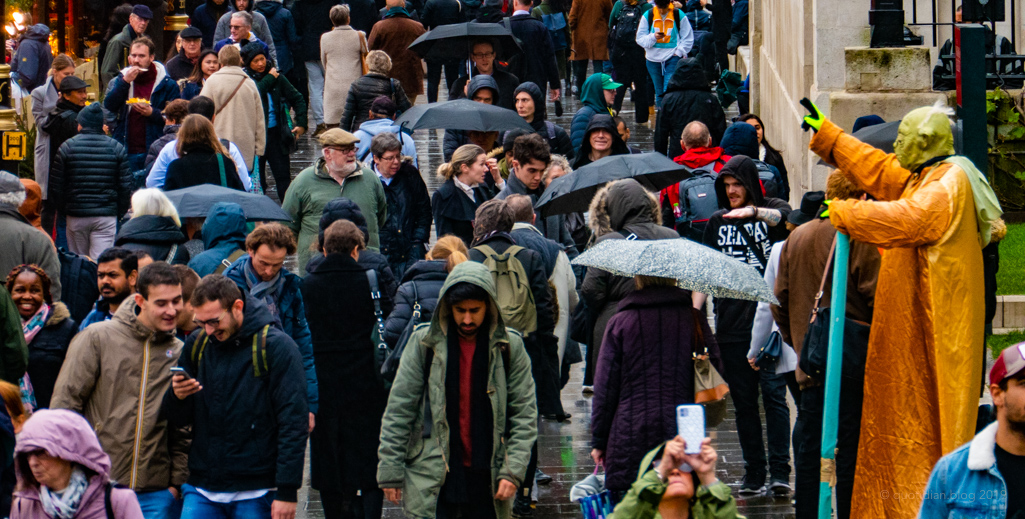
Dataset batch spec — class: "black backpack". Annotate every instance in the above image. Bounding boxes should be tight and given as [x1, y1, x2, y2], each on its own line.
[57, 247, 99, 324]
[608, 3, 646, 63]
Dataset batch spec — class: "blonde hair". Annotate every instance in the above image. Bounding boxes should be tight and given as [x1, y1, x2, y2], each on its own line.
[132, 188, 181, 227]
[427, 235, 469, 272]
[366, 50, 392, 74]
[437, 144, 485, 180]
[634, 275, 677, 290]
[218, 45, 242, 67]
[542, 154, 571, 184]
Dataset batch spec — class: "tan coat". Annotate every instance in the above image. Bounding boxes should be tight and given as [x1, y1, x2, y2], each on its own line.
[368, 15, 426, 99]
[568, 0, 612, 61]
[51, 298, 189, 492]
[321, 26, 365, 125]
[200, 66, 266, 170]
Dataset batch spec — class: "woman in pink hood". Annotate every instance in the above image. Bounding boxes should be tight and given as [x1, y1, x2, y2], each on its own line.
[10, 409, 143, 519]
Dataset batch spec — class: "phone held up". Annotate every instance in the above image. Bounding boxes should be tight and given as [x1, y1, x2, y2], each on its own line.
[676, 404, 705, 455]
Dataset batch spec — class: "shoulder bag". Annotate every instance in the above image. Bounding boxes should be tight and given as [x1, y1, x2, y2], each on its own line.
[692, 308, 728, 427]
[215, 77, 248, 117]
[367, 269, 392, 389]
[358, 31, 369, 75]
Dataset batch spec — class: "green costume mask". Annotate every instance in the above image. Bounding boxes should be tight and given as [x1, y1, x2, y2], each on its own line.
[893, 104, 956, 171]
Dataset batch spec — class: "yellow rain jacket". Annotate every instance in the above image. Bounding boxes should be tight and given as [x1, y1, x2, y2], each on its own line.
[810, 117, 986, 519]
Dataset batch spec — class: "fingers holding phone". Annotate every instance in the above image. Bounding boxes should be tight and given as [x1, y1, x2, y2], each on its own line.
[170, 367, 202, 399]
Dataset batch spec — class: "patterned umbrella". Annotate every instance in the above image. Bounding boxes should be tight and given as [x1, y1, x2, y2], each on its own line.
[571, 238, 778, 304]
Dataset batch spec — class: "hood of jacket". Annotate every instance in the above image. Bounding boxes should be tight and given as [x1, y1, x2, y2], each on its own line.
[46, 302, 71, 327]
[514, 81, 547, 123]
[162, 124, 181, 136]
[115, 215, 188, 246]
[467, 74, 500, 101]
[426, 261, 510, 345]
[720, 122, 759, 158]
[579, 73, 609, 114]
[605, 178, 661, 231]
[201, 202, 247, 250]
[254, 0, 283, 17]
[112, 296, 179, 342]
[399, 258, 450, 284]
[674, 146, 729, 169]
[714, 155, 765, 209]
[23, 24, 50, 41]
[357, 117, 403, 139]
[576, 114, 629, 165]
[665, 57, 709, 93]
[15, 409, 112, 485]
[318, 197, 369, 245]
[17, 179, 42, 231]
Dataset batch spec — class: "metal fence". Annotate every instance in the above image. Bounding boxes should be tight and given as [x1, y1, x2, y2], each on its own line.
[905, 0, 1017, 48]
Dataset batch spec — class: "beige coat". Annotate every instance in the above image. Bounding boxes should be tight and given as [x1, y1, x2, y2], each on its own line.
[200, 66, 266, 170]
[321, 26, 365, 126]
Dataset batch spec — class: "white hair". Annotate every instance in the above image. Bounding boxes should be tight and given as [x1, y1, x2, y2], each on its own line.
[915, 99, 955, 133]
[0, 190, 26, 207]
[131, 188, 181, 227]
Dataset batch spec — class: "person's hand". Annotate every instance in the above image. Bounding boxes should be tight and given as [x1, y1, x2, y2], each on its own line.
[269, 67, 279, 78]
[172, 374, 202, 400]
[292, 126, 306, 137]
[384, 488, 402, 504]
[131, 101, 153, 117]
[748, 356, 760, 371]
[590, 448, 605, 466]
[309, 412, 316, 432]
[722, 206, 756, 219]
[659, 436, 687, 475]
[494, 479, 517, 500]
[271, 500, 296, 519]
[819, 198, 833, 218]
[168, 487, 180, 500]
[680, 438, 718, 487]
[550, 88, 561, 101]
[486, 158, 501, 181]
[801, 98, 824, 132]
[123, 66, 142, 83]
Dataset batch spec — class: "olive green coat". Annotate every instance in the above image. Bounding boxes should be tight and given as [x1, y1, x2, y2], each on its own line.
[377, 262, 538, 519]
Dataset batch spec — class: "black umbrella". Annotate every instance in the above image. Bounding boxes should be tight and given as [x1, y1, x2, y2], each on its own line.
[164, 185, 292, 222]
[535, 153, 693, 217]
[408, 22, 522, 62]
[817, 120, 962, 164]
[394, 98, 533, 132]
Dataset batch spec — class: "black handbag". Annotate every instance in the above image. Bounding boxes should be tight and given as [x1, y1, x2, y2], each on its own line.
[755, 330, 783, 369]
[367, 269, 392, 389]
[799, 235, 871, 381]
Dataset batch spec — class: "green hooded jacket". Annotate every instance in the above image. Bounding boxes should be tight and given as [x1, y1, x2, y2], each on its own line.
[377, 262, 538, 519]
[609, 443, 742, 519]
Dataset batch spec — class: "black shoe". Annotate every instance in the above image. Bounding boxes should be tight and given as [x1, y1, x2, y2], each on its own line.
[535, 469, 553, 485]
[769, 478, 792, 496]
[542, 412, 572, 422]
[554, 99, 563, 117]
[512, 495, 534, 517]
[738, 473, 766, 495]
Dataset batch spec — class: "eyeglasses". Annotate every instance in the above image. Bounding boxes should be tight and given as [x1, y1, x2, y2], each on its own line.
[230, 24, 246, 29]
[328, 145, 357, 154]
[472, 52, 495, 59]
[378, 154, 402, 162]
[193, 310, 228, 328]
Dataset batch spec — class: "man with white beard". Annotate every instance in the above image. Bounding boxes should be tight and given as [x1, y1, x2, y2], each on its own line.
[282, 128, 388, 274]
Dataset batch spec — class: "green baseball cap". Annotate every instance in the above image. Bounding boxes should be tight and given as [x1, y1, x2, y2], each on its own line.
[600, 73, 623, 90]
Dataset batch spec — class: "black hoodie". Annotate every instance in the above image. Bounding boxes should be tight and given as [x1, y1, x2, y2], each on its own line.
[573, 114, 631, 169]
[653, 58, 727, 159]
[513, 82, 574, 159]
[701, 155, 791, 343]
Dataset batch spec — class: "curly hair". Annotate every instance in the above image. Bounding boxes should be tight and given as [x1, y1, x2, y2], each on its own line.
[5, 264, 52, 305]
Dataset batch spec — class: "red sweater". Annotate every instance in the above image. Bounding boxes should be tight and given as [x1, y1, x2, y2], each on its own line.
[458, 335, 476, 466]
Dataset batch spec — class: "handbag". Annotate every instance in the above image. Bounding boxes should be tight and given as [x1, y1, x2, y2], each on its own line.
[799, 234, 871, 381]
[691, 309, 728, 427]
[358, 31, 369, 75]
[366, 269, 393, 389]
[755, 330, 783, 370]
[381, 281, 420, 383]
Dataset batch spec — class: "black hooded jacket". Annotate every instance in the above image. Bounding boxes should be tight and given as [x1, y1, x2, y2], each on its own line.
[114, 215, 190, 264]
[701, 155, 790, 343]
[513, 82, 574, 160]
[654, 58, 726, 159]
[449, 66, 520, 110]
[443, 74, 502, 160]
[720, 123, 787, 200]
[573, 114, 631, 169]
[376, 161, 433, 266]
[168, 295, 309, 501]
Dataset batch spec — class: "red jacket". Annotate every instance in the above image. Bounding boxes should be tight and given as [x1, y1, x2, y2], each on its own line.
[661, 147, 730, 219]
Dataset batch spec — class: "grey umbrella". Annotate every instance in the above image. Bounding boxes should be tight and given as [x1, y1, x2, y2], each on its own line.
[571, 238, 778, 304]
[394, 99, 533, 133]
[163, 185, 292, 221]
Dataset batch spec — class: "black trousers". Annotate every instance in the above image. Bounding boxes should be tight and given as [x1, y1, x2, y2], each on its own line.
[320, 488, 384, 519]
[285, 65, 309, 106]
[437, 468, 497, 519]
[571, 60, 605, 96]
[793, 380, 864, 519]
[259, 128, 292, 201]
[611, 58, 650, 123]
[427, 59, 463, 103]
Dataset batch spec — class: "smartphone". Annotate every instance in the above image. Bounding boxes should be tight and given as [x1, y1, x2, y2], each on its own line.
[676, 404, 705, 455]
[170, 367, 191, 380]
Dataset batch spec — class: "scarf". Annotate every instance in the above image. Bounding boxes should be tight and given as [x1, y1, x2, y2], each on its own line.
[442, 324, 494, 503]
[22, 303, 50, 344]
[384, 6, 411, 17]
[243, 258, 285, 319]
[40, 467, 89, 519]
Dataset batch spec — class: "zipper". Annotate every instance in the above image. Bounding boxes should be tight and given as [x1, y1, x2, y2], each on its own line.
[130, 338, 151, 489]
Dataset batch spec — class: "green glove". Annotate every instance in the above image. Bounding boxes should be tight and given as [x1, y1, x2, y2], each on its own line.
[800, 98, 824, 132]
[819, 199, 832, 218]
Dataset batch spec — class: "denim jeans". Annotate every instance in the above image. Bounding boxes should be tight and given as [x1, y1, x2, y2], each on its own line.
[718, 340, 792, 484]
[645, 55, 681, 108]
[128, 153, 147, 174]
[181, 485, 275, 519]
[306, 61, 325, 126]
[136, 488, 179, 519]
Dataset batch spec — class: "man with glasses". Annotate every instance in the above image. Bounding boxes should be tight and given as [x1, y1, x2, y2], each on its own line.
[214, 11, 273, 63]
[100, 4, 152, 87]
[282, 128, 387, 274]
[449, 39, 520, 110]
[367, 132, 431, 278]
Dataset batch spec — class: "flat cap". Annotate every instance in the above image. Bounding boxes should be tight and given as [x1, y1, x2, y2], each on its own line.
[318, 128, 359, 147]
[58, 76, 88, 92]
[179, 26, 203, 39]
[132, 4, 153, 19]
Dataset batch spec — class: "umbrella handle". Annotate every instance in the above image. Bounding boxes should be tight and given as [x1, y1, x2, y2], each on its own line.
[818, 232, 850, 519]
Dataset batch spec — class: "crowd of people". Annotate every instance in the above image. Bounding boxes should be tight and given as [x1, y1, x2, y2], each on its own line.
[0, 0, 1015, 518]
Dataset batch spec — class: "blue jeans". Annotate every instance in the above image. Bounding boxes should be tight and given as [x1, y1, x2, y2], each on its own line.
[645, 55, 681, 108]
[181, 485, 275, 519]
[136, 489, 179, 519]
[305, 61, 325, 126]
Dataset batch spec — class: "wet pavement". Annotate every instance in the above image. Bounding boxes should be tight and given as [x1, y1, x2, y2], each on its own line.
[278, 67, 797, 518]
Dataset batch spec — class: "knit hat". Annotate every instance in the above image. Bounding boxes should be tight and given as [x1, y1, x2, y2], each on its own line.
[370, 96, 397, 118]
[240, 41, 268, 70]
[77, 103, 105, 130]
[0, 171, 24, 196]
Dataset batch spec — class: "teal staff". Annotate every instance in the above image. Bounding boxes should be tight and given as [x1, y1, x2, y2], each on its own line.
[819, 232, 850, 518]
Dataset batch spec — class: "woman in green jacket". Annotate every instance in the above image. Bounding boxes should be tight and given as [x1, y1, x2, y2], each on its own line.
[610, 436, 742, 519]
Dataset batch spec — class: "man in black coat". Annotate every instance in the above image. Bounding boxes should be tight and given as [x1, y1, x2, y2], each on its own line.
[506, 0, 561, 101]
[369, 133, 433, 279]
[169, 275, 309, 518]
[165, 27, 204, 80]
[449, 39, 520, 110]
[41, 76, 88, 170]
[653, 57, 727, 159]
[50, 103, 133, 260]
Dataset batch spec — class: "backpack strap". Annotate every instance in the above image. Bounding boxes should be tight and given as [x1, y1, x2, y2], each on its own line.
[505, 244, 524, 257]
[191, 331, 210, 378]
[165, 244, 178, 263]
[105, 481, 114, 519]
[215, 249, 247, 275]
[475, 244, 499, 258]
[216, 153, 227, 187]
[252, 324, 270, 377]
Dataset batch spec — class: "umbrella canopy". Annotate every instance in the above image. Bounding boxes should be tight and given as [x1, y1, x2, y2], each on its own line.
[394, 98, 533, 132]
[571, 238, 778, 304]
[817, 120, 962, 165]
[408, 22, 522, 61]
[534, 153, 692, 217]
[164, 185, 292, 222]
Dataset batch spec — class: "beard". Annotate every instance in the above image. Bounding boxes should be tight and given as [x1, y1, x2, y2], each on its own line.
[330, 160, 358, 177]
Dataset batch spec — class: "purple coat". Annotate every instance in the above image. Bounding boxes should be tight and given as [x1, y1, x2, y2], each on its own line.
[11, 409, 143, 519]
[591, 286, 723, 491]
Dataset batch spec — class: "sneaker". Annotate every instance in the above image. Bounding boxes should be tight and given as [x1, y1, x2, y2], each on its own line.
[512, 495, 534, 517]
[769, 479, 792, 496]
[535, 469, 553, 485]
[738, 474, 766, 495]
[582, 385, 594, 394]
[312, 123, 328, 137]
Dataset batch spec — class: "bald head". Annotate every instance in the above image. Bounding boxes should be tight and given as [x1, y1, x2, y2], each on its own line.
[505, 194, 535, 224]
[681, 121, 712, 150]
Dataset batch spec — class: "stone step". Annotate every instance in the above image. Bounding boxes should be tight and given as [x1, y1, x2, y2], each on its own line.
[994, 295, 1025, 333]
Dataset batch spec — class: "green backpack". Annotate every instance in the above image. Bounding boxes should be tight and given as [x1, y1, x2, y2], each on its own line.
[474, 244, 537, 336]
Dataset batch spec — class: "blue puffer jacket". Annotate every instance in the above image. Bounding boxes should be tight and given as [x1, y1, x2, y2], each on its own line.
[103, 62, 182, 152]
[223, 256, 319, 414]
[188, 202, 248, 277]
[11, 24, 53, 92]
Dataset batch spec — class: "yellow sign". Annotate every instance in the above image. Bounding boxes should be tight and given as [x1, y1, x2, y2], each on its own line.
[2, 132, 26, 161]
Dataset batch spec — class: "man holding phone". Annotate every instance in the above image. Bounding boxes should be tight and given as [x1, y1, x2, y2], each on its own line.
[635, 0, 693, 109]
